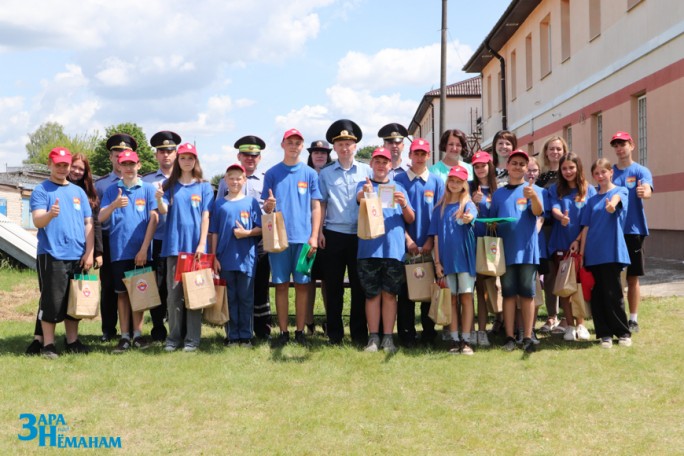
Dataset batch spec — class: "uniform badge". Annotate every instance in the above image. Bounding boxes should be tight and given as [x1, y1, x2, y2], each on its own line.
[297, 181, 308, 195]
[516, 197, 528, 212]
[135, 198, 146, 212]
[73, 197, 81, 211]
[626, 176, 637, 189]
[574, 195, 586, 209]
[240, 210, 249, 226]
[485, 195, 492, 210]
[191, 194, 201, 208]
[424, 190, 434, 204]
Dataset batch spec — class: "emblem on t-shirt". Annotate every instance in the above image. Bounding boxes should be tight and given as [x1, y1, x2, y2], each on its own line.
[297, 181, 308, 195]
[135, 198, 145, 212]
[191, 194, 201, 208]
[626, 176, 637, 189]
[574, 195, 586, 209]
[424, 190, 434, 204]
[485, 195, 492, 210]
[240, 210, 249, 226]
[516, 197, 528, 212]
[73, 197, 81, 211]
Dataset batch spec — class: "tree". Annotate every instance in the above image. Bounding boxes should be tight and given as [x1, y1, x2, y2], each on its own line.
[210, 173, 224, 189]
[90, 123, 156, 177]
[24, 122, 100, 165]
[355, 145, 378, 163]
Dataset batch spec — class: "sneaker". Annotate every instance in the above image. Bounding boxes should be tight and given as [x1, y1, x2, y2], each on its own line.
[460, 341, 474, 356]
[441, 328, 452, 341]
[564, 326, 577, 341]
[530, 330, 540, 345]
[183, 345, 198, 352]
[576, 324, 590, 341]
[271, 332, 290, 349]
[380, 335, 397, 353]
[26, 339, 42, 356]
[477, 331, 491, 347]
[364, 334, 380, 352]
[223, 338, 239, 347]
[239, 339, 253, 349]
[164, 344, 178, 352]
[539, 316, 559, 334]
[64, 339, 90, 354]
[448, 340, 461, 354]
[150, 326, 168, 342]
[600, 337, 613, 349]
[618, 335, 633, 347]
[628, 320, 640, 333]
[40, 343, 59, 359]
[522, 337, 536, 353]
[490, 319, 504, 335]
[515, 329, 523, 345]
[100, 332, 116, 343]
[469, 331, 478, 346]
[113, 338, 131, 354]
[294, 331, 309, 347]
[132, 336, 151, 350]
[503, 337, 517, 352]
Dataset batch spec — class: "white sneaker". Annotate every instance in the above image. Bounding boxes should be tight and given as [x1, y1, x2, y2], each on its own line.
[600, 337, 613, 349]
[364, 335, 380, 352]
[477, 331, 490, 347]
[576, 324, 590, 340]
[618, 336, 633, 347]
[564, 326, 577, 341]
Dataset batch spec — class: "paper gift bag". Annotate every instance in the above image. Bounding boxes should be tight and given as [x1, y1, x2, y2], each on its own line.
[570, 289, 592, 320]
[428, 283, 451, 326]
[357, 196, 385, 240]
[295, 244, 316, 276]
[534, 275, 544, 307]
[552, 254, 578, 298]
[204, 278, 229, 326]
[262, 211, 289, 253]
[67, 273, 100, 319]
[578, 266, 595, 302]
[476, 232, 506, 277]
[174, 252, 215, 283]
[482, 276, 503, 314]
[405, 255, 435, 302]
[123, 267, 161, 312]
[182, 268, 217, 310]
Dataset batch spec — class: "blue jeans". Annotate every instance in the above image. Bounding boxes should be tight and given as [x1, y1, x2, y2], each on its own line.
[220, 270, 255, 341]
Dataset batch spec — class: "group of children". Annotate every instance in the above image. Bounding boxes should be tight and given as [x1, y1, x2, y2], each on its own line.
[27, 121, 651, 357]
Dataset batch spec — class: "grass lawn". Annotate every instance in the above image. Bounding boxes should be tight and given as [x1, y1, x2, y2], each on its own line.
[1, 269, 683, 454]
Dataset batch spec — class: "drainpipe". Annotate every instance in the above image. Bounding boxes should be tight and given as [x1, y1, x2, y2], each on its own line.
[430, 101, 437, 165]
[485, 39, 507, 131]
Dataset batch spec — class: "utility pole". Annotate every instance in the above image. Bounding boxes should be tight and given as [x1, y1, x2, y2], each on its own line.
[440, 0, 447, 159]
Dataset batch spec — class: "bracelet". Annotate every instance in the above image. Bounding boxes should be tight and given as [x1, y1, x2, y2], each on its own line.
[401, 203, 408, 209]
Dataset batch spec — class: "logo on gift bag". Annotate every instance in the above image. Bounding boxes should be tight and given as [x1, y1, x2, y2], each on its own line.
[194, 273, 205, 286]
[626, 176, 637, 189]
[424, 190, 434, 204]
[240, 210, 249, 226]
[298, 181, 308, 195]
[73, 197, 81, 211]
[371, 206, 378, 217]
[135, 199, 145, 212]
[82, 286, 91, 298]
[488, 241, 498, 256]
[267, 221, 273, 232]
[516, 197, 528, 211]
[191, 194, 201, 208]
[136, 279, 148, 292]
[413, 267, 425, 279]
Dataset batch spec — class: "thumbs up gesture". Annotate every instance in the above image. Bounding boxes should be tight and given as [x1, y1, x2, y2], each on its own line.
[264, 188, 276, 213]
[155, 182, 164, 200]
[363, 177, 374, 194]
[472, 185, 484, 204]
[560, 209, 570, 227]
[114, 188, 128, 208]
[49, 198, 60, 218]
[605, 197, 616, 213]
[636, 179, 646, 198]
[462, 208, 474, 224]
[234, 220, 249, 239]
[523, 177, 535, 199]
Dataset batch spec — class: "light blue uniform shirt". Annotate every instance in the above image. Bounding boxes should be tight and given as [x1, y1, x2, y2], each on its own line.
[142, 169, 169, 241]
[318, 160, 372, 235]
[217, 172, 265, 205]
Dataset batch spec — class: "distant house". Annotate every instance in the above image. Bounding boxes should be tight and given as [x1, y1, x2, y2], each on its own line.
[0, 165, 51, 231]
[463, 0, 684, 259]
[408, 75, 482, 164]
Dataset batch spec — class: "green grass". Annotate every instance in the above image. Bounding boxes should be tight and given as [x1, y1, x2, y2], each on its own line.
[2, 270, 684, 454]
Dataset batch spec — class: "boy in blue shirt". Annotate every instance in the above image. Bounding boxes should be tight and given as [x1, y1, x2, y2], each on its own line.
[394, 138, 444, 347]
[262, 129, 322, 347]
[30, 147, 94, 358]
[489, 150, 544, 353]
[100, 150, 158, 353]
[610, 131, 653, 333]
[211, 163, 262, 347]
[356, 147, 415, 353]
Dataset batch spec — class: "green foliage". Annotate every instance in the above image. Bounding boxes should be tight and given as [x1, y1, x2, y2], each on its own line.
[24, 122, 100, 165]
[210, 173, 224, 188]
[90, 123, 156, 177]
[355, 144, 378, 162]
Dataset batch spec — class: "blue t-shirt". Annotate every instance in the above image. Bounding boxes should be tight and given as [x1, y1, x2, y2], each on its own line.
[394, 171, 444, 246]
[612, 162, 653, 235]
[489, 183, 544, 266]
[428, 201, 477, 276]
[101, 180, 157, 262]
[30, 180, 92, 260]
[580, 186, 630, 267]
[356, 180, 412, 262]
[209, 196, 261, 277]
[160, 181, 215, 257]
[547, 184, 597, 254]
[261, 162, 322, 244]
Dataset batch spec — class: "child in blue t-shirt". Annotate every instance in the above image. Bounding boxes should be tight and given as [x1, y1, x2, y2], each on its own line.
[579, 158, 632, 348]
[29, 147, 94, 358]
[261, 129, 322, 348]
[489, 150, 544, 353]
[156, 143, 214, 352]
[356, 147, 415, 353]
[210, 164, 262, 347]
[100, 150, 158, 353]
[429, 165, 477, 355]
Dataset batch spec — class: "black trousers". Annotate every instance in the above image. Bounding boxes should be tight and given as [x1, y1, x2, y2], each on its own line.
[321, 230, 367, 344]
[252, 241, 272, 338]
[587, 263, 631, 339]
[397, 282, 436, 343]
[149, 239, 168, 340]
[100, 234, 118, 336]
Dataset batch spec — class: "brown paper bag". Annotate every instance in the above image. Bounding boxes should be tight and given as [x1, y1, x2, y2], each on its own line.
[476, 235, 506, 276]
[262, 211, 289, 253]
[482, 276, 503, 314]
[405, 259, 435, 302]
[428, 283, 452, 326]
[534, 274, 544, 307]
[123, 270, 161, 312]
[67, 274, 100, 319]
[552, 255, 578, 298]
[570, 290, 592, 319]
[357, 197, 385, 240]
[182, 268, 217, 310]
[203, 280, 229, 326]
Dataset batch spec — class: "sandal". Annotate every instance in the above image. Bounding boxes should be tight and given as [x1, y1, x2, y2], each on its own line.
[551, 318, 568, 335]
[539, 316, 559, 333]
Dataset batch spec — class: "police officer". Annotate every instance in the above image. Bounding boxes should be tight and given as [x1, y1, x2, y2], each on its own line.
[378, 123, 410, 179]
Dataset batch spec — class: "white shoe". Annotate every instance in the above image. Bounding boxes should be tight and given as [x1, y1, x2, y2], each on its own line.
[576, 324, 590, 340]
[618, 336, 633, 347]
[477, 330, 490, 347]
[600, 337, 613, 349]
[564, 326, 577, 341]
[364, 335, 380, 352]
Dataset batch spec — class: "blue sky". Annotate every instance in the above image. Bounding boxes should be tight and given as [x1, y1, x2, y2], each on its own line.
[0, 0, 511, 176]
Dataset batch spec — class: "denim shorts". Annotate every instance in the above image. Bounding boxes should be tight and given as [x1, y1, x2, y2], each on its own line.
[268, 243, 311, 285]
[357, 258, 405, 298]
[446, 272, 476, 295]
[500, 264, 537, 298]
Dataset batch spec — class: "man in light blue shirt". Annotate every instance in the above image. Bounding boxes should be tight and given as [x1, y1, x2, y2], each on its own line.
[318, 119, 372, 345]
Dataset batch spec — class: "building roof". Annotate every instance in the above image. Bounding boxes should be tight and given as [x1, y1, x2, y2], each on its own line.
[0, 213, 37, 269]
[0, 165, 50, 190]
[463, 0, 542, 73]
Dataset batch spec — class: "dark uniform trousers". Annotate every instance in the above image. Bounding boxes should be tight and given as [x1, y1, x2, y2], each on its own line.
[587, 263, 631, 339]
[100, 233, 119, 337]
[149, 239, 168, 341]
[252, 241, 272, 338]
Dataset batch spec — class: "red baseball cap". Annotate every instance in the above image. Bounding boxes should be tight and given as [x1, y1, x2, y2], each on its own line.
[371, 147, 392, 161]
[448, 165, 468, 181]
[282, 128, 303, 141]
[48, 147, 72, 165]
[610, 131, 633, 144]
[471, 150, 492, 165]
[226, 163, 245, 173]
[177, 143, 198, 156]
[410, 138, 431, 153]
[117, 150, 140, 164]
[508, 149, 529, 162]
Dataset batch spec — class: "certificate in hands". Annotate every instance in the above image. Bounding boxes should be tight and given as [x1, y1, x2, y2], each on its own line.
[378, 184, 396, 209]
